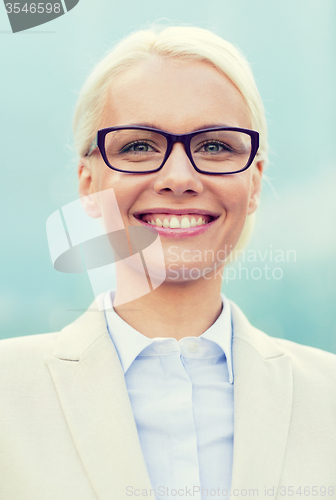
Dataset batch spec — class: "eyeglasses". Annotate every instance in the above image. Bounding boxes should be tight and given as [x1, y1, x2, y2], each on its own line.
[85, 125, 259, 175]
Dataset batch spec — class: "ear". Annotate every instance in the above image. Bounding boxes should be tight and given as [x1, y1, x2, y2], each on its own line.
[247, 160, 264, 215]
[78, 157, 101, 218]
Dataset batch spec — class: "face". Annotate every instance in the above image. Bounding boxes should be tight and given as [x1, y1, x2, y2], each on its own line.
[78, 56, 263, 282]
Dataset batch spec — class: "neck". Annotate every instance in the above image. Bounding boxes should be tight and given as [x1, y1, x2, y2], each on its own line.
[113, 264, 224, 340]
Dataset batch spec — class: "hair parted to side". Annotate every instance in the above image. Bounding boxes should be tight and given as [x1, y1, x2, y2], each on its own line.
[73, 25, 268, 254]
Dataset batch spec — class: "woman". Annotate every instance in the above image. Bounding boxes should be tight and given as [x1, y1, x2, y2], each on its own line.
[1, 26, 336, 500]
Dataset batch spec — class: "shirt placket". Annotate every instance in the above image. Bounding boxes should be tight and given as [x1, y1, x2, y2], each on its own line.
[157, 341, 202, 499]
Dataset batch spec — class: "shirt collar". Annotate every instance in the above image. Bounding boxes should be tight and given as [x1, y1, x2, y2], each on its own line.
[104, 291, 234, 384]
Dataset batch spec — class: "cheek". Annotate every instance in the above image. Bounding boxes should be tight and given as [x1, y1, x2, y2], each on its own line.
[215, 175, 251, 215]
[93, 165, 138, 214]
[100, 177, 151, 228]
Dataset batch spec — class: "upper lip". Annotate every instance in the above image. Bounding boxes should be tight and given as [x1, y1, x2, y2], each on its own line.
[133, 208, 221, 218]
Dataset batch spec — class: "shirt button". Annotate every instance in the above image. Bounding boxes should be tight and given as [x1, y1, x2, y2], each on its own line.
[188, 342, 199, 353]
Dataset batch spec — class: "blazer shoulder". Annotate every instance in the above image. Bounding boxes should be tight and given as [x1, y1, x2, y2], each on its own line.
[230, 299, 336, 371]
[272, 335, 336, 361]
[0, 331, 59, 366]
[271, 335, 336, 379]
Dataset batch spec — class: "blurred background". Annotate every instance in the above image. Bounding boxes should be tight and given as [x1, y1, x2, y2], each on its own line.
[1, 0, 335, 351]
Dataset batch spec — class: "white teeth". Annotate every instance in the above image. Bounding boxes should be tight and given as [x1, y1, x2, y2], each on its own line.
[181, 217, 191, 228]
[170, 216, 180, 228]
[145, 215, 212, 228]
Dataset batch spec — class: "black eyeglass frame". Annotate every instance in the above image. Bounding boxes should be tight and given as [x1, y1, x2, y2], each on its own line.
[85, 125, 260, 175]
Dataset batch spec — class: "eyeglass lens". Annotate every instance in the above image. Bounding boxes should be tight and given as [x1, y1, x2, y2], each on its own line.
[104, 129, 252, 173]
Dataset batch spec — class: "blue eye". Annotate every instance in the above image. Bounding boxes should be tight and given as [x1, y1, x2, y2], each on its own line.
[203, 143, 222, 153]
[120, 141, 156, 154]
[199, 141, 231, 153]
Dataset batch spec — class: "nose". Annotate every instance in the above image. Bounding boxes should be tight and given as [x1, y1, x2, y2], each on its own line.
[153, 142, 204, 197]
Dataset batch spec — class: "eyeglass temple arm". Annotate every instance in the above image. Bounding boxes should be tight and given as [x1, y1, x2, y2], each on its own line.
[85, 134, 98, 157]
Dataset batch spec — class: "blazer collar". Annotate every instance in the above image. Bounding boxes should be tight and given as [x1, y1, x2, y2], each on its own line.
[45, 296, 153, 500]
[229, 300, 293, 498]
[50, 296, 284, 364]
[50, 297, 108, 361]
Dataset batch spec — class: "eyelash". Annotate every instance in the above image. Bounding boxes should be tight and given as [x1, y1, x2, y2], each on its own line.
[120, 140, 159, 153]
[195, 140, 232, 152]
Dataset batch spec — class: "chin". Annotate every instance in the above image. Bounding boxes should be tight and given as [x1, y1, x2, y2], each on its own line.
[164, 261, 222, 283]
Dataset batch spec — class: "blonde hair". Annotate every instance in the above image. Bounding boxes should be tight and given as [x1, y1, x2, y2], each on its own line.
[73, 25, 268, 251]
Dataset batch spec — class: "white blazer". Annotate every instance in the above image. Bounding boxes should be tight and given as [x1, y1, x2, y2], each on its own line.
[1, 299, 336, 500]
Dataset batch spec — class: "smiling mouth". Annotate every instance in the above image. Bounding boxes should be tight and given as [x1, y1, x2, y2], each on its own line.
[135, 213, 218, 229]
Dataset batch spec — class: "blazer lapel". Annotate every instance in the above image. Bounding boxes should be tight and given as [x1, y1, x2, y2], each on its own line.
[229, 301, 293, 498]
[45, 298, 152, 500]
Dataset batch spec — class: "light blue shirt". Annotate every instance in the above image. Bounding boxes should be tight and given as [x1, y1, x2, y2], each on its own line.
[104, 291, 234, 499]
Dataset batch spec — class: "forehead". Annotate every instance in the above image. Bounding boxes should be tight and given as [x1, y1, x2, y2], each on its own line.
[101, 56, 251, 132]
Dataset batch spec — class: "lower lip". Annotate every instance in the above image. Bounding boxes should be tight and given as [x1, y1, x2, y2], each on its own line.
[135, 217, 219, 239]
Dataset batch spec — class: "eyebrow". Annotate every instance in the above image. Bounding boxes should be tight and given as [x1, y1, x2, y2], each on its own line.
[122, 122, 231, 132]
